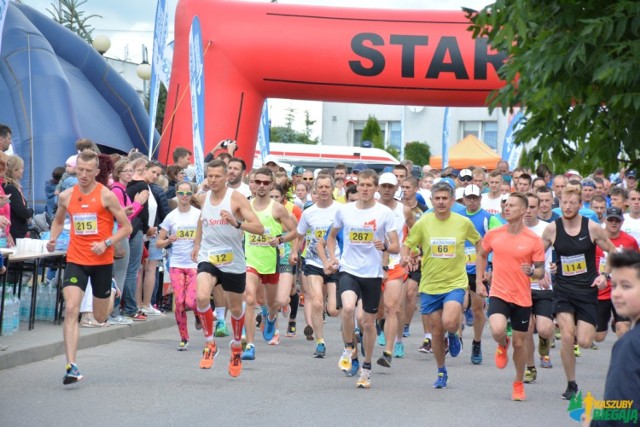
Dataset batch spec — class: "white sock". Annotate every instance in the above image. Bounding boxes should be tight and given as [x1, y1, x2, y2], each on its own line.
[425, 333, 432, 340]
[215, 307, 226, 322]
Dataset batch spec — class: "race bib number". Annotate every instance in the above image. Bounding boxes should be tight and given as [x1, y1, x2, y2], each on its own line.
[465, 247, 477, 266]
[431, 238, 456, 259]
[349, 227, 374, 244]
[176, 226, 196, 240]
[208, 247, 234, 266]
[599, 255, 606, 274]
[561, 254, 587, 276]
[249, 233, 270, 246]
[313, 227, 326, 239]
[73, 213, 98, 235]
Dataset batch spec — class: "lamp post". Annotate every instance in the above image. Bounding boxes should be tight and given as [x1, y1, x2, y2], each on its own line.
[91, 35, 111, 55]
[136, 45, 151, 103]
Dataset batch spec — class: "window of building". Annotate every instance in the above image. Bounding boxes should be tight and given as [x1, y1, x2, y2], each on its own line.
[388, 121, 402, 151]
[459, 121, 498, 150]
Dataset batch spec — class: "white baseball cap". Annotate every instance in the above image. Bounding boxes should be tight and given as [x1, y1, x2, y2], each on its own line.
[379, 172, 398, 186]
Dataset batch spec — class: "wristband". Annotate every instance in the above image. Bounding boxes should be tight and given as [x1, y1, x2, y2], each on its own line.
[382, 242, 388, 252]
[382, 266, 389, 271]
[526, 265, 534, 277]
[235, 221, 243, 229]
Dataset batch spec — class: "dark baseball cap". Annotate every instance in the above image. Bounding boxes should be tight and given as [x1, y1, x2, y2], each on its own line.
[606, 207, 623, 221]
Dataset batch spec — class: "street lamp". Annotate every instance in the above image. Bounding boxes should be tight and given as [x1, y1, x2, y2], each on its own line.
[92, 35, 111, 55]
[136, 45, 151, 102]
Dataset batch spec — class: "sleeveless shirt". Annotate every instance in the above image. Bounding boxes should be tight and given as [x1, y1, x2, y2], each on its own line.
[197, 189, 245, 273]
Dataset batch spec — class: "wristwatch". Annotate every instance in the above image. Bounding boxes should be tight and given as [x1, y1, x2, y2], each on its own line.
[234, 221, 243, 229]
[104, 239, 113, 248]
[382, 266, 389, 271]
[601, 272, 611, 281]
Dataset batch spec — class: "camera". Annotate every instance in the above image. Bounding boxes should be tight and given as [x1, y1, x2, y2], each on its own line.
[221, 139, 235, 148]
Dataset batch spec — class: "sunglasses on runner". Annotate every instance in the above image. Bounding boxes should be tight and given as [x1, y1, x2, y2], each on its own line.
[254, 179, 272, 186]
[176, 191, 193, 196]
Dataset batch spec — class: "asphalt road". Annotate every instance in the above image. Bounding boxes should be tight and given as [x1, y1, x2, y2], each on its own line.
[0, 312, 613, 426]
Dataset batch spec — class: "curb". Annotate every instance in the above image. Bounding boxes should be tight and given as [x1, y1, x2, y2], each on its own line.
[0, 315, 175, 371]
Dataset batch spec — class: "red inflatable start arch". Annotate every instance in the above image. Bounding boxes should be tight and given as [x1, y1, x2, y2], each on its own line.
[159, 0, 506, 169]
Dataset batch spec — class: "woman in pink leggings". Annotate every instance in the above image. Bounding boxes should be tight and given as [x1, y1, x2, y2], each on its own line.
[156, 181, 201, 350]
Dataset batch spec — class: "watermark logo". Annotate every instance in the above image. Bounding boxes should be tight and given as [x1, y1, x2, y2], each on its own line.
[568, 391, 638, 424]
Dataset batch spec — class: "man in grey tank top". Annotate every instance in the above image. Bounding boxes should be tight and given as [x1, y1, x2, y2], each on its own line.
[191, 160, 264, 377]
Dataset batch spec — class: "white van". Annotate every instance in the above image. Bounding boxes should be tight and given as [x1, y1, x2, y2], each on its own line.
[254, 142, 398, 173]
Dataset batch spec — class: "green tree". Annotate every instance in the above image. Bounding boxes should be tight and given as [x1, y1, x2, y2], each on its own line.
[466, 1, 640, 175]
[404, 141, 431, 167]
[48, 0, 101, 43]
[361, 115, 384, 149]
[269, 108, 318, 144]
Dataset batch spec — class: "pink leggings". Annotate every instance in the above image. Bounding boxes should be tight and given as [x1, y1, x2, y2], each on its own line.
[170, 267, 198, 340]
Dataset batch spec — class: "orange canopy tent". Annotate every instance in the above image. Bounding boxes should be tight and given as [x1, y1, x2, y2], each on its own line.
[429, 134, 501, 169]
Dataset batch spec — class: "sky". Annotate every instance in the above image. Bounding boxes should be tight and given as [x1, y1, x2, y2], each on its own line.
[21, 0, 491, 139]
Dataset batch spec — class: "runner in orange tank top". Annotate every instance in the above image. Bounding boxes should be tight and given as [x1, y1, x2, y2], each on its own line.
[47, 149, 132, 385]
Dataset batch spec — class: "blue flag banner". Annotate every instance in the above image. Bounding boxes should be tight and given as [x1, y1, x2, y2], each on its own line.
[189, 16, 205, 184]
[159, 40, 174, 89]
[501, 110, 525, 169]
[442, 107, 450, 168]
[148, 0, 169, 158]
[257, 100, 270, 164]
[0, 0, 8, 54]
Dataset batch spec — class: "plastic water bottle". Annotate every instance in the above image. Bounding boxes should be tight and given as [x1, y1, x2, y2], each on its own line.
[0, 228, 7, 248]
[13, 292, 20, 332]
[45, 284, 55, 322]
[36, 285, 45, 321]
[20, 286, 31, 322]
[2, 295, 14, 336]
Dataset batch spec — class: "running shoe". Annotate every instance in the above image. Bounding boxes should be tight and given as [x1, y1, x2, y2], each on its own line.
[562, 383, 579, 400]
[551, 338, 556, 349]
[108, 315, 133, 325]
[268, 331, 280, 346]
[304, 325, 314, 341]
[524, 367, 537, 383]
[177, 339, 189, 351]
[540, 355, 553, 369]
[443, 336, 449, 355]
[590, 343, 598, 350]
[314, 342, 326, 358]
[464, 308, 474, 327]
[538, 337, 550, 357]
[263, 315, 277, 341]
[471, 340, 482, 365]
[377, 331, 386, 347]
[139, 305, 163, 316]
[554, 326, 561, 340]
[376, 351, 392, 368]
[285, 321, 296, 337]
[215, 320, 229, 337]
[394, 342, 405, 358]
[241, 344, 255, 360]
[339, 347, 354, 372]
[512, 381, 526, 401]
[433, 371, 448, 389]
[506, 321, 512, 337]
[347, 359, 360, 377]
[356, 368, 371, 389]
[255, 313, 263, 329]
[574, 345, 581, 357]
[495, 336, 510, 369]
[194, 314, 202, 330]
[129, 311, 147, 321]
[63, 363, 83, 385]
[403, 324, 410, 337]
[228, 342, 243, 377]
[448, 332, 461, 357]
[418, 338, 432, 354]
[200, 341, 219, 369]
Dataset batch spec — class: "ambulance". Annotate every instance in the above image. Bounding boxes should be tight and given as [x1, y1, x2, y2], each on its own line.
[254, 142, 398, 173]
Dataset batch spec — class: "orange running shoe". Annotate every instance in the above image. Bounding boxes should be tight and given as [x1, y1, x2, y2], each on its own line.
[512, 381, 526, 401]
[199, 341, 219, 369]
[228, 342, 243, 377]
[495, 336, 510, 369]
